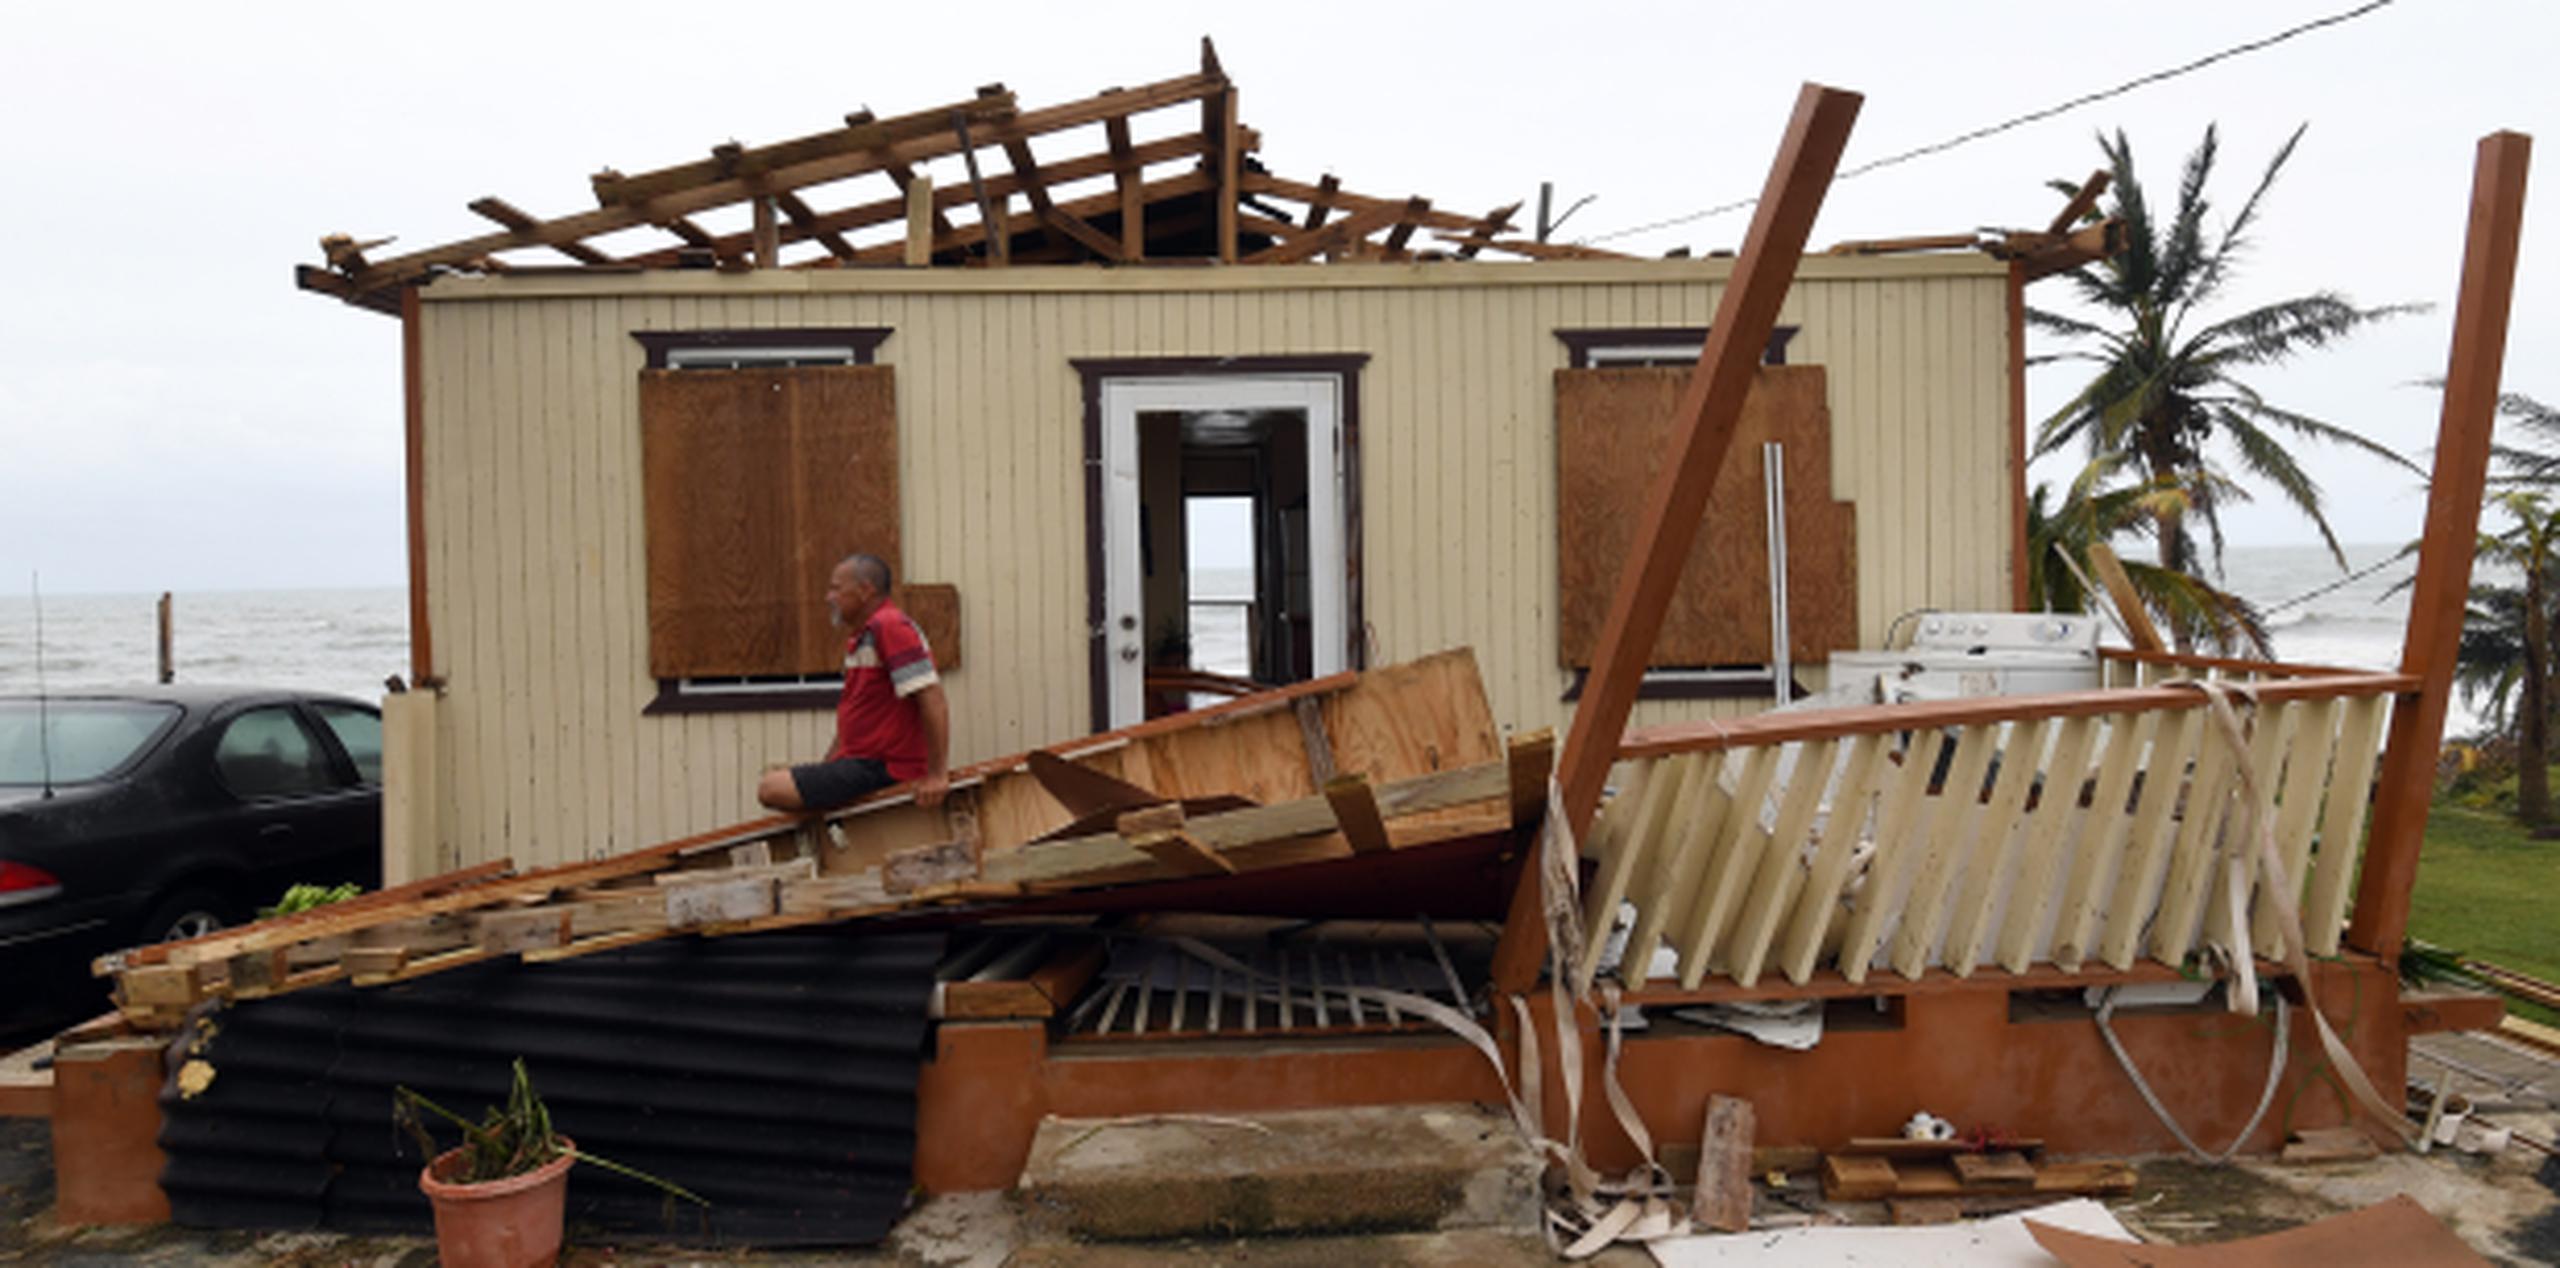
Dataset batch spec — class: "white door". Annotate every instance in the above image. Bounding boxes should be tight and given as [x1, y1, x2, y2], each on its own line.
[1098, 375, 1347, 729]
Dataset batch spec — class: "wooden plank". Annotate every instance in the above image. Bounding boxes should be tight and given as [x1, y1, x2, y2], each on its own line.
[1942, 718, 2052, 977]
[1669, 744, 1781, 987]
[1835, 732, 1943, 983]
[1773, 734, 1886, 985]
[773, 191, 855, 261]
[2255, 697, 2341, 959]
[1949, 1151, 2035, 1188]
[1323, 776, 1394, 854]
[1296, 697, 1339, 786]
[904, 173, 934, 267]
[468, 197, 614, 264]
[1724, 739, 1837, 987]
[2045, 169, 2112, 235]
[1573, 756, 1672, 989]
[1822, 1154, 1899, 1201]
[2309, 694, 2390, 955]
[984, 759, 1507, 886]
[2344, 136, 2529, 963]
[1299, 174, 1340, 228]
[2098, 710, 2205, 969]
[1002, 137, 1123, 260]
[884, 839, 979, 894]
[103, 858, 515, 973]
[1692, 1094, 1755, 1233]
[1213, 84, 1240, 263]
[2146, 721, 2243, 966]
[2088, 543, 2164, 653]
[1531, 83, 1866, 959]
[591, 91, 1019, 208]
[1507, 727, 1556, 830]
[1242, 200, 1404, 265]
[1621, 671, 2418, 759]
[2047, 710, 2153, 971]
[2204, 699, 2296, 957]
[1105, 116, 1144, 260]
[1992, 715, 2100, 973]
[1888, 725, 1998, 979]
[1622, 755, 1724, 985]
[750, 195, 780, 268]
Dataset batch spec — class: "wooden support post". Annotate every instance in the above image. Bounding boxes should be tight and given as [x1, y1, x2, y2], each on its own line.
[953, 112, 1007, 266]
[2088, 543, 2164, 653]
[1488, 84, 1862, 996]
[903, 175, 935, 267]
[155, 592, 172, 684]
[2349, 131, 2533, 961]
[1323, 776, 1393, 854]
[751, 195, 780, 268]
[1106, 117, 1145, 261]
[400, 286, 433, 687]
[1215, 87, 1240, 263]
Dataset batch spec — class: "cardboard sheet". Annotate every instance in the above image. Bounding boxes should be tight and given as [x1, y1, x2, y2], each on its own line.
[1647, 1197, 2132, 1266]
[2027, 1194, 2488, 1267]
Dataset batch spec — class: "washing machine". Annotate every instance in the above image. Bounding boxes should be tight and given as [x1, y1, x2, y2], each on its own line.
[1824, 611, 2101, 705]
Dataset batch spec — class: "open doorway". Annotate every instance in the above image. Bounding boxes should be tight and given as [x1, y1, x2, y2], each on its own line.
[1093, 373, 1351, 729]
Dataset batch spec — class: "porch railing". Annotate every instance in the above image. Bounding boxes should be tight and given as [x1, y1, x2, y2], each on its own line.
[1574, 661, 2417, 995]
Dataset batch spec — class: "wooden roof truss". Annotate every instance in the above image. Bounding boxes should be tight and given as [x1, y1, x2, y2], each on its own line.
[300, 41, 1611, 314]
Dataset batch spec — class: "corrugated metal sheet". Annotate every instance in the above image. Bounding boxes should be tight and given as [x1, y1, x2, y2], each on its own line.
[158, 928, 943, 1246]
[411, 258, 2013, 872]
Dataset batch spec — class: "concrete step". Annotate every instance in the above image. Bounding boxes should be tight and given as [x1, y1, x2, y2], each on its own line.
[1016, 1103, 1541, 1241]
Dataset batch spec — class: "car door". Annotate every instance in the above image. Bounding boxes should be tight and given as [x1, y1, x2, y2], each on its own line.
[209, 703, 376, 897]
[303, 701, 385, 888]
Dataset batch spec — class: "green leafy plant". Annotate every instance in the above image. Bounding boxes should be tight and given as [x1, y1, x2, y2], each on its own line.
[259, 882, 362, 919]
[394, 1059, 709, 1205]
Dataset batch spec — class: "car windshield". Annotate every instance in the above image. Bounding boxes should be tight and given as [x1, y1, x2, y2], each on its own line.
[0, 701, 180, 784]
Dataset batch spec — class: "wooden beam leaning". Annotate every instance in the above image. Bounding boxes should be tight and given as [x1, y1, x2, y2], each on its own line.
[1001, 136, 1124, 260]
[467, 198, 612, 265]
[1448, 202, 1524, 260]
[2046, 169, 2113, 235]
[1489, 84, 1863, 997]
[2350, 132, 2531, 960]
[1323, 776, 1394, 854]
[2087, 543, 2165, 652]
[774, 190, 856, 260]
[1378, 197, 1433, 259]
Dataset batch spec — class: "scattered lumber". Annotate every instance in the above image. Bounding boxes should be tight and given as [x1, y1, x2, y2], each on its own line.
[1821, 1153, 2132, 1201]
[1692, 1094, 1756, 1233]
[99, 650, 1527, 1026]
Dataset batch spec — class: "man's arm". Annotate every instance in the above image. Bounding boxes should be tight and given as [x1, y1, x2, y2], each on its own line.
[913, 681, 951, 808]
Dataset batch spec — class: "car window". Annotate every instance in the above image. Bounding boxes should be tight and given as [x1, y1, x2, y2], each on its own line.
[313, 704, 383, 785]
[214, 706, 337, 799]
[0, 701, 179, 784]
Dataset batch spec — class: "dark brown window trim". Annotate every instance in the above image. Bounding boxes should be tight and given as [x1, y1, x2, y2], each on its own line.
[1071, 354, 1371, 735]
[1553, 326, 1799, 368]
[642, 681, 836, 716]
[630, 326, 893, 368]
[1560, 667, 1807, 703]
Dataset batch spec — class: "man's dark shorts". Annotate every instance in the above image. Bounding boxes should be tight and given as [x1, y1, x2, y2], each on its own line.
[790, 757, 896, 811]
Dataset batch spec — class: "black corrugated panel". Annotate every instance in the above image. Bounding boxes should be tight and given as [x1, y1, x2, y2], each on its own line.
[158, 927, 943, 1247]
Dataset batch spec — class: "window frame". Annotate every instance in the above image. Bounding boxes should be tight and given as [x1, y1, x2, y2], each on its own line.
[211, 703, 345, 802]
[631, 326, 894, 716]
[1550, 326, 1810, 703]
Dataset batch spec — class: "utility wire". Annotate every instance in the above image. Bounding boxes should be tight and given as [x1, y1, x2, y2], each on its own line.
[1584, 0, 2398, 245]
[2258, 547, 2413, 617]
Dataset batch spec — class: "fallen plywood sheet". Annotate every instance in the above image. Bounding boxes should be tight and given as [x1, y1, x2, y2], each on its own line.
[98, 650, 1526, 1023]
[2026, 1194, 2488, 1267]
[1648, 1197, 2133, 1266]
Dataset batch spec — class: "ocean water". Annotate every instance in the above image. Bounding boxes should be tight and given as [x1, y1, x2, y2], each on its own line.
[0, 544, 2443, 715]
[0, 589, 408, 704]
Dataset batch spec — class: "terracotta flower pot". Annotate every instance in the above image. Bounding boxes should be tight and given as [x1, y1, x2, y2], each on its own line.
[417, 1137, 576, 1268]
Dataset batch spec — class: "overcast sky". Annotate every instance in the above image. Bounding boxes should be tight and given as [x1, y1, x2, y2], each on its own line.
[0, 0, 2549, 596]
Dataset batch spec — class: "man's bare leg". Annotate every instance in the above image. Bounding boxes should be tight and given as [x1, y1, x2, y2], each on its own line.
[755, 767, 806, 811]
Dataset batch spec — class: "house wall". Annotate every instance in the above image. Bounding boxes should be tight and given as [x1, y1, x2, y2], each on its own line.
[411, 257, 2012, 870]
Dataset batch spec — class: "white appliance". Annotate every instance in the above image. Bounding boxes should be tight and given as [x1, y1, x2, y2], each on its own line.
[1823, 612, 2101, 705]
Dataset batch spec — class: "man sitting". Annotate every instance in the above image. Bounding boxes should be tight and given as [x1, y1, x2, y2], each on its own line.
[754, 553, 951, 812]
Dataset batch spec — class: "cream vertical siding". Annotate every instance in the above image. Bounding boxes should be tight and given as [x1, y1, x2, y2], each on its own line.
[415, 258, 2014, 869]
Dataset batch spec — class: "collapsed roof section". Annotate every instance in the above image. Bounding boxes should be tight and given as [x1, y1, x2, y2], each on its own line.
[298, 39, 1629, 315]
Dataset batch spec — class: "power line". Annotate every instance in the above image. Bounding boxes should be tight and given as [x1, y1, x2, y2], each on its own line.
[2260, 547, 2412, 617]
[1584, 0, 2398, 246]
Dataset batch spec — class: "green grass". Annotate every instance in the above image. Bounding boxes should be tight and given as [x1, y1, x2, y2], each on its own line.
[2410, 796, 2560, 1023]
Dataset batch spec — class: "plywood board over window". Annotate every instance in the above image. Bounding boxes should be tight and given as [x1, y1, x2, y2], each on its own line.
[640, 365, 901, 678]
[1556, 365, 1854, 667]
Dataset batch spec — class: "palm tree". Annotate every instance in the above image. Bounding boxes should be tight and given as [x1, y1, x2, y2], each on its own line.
[2461, 491, 2560, 824]
[2031, 124, 2421, 650]
[2027, 456, 2272, 657]
[2487, 391, 2560, 487]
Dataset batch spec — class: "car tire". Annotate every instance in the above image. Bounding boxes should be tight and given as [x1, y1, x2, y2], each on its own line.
[138, 889, 240, 945]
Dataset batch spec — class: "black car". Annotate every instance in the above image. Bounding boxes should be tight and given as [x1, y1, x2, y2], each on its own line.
[0, 686, 382, 1012]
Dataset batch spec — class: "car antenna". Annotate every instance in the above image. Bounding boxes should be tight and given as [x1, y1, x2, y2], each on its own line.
[32, 570, 54, 800]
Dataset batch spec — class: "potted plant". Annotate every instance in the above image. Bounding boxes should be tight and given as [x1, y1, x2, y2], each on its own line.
[396, 1059, 706, 1268]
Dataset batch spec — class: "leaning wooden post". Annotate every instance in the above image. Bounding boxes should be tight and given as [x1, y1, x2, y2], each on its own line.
[2347, 131, 2533, 962]
[1487, 84, 1863, 995]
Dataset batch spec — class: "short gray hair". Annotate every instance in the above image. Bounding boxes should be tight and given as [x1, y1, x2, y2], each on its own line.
[839, 552, 893, 593]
